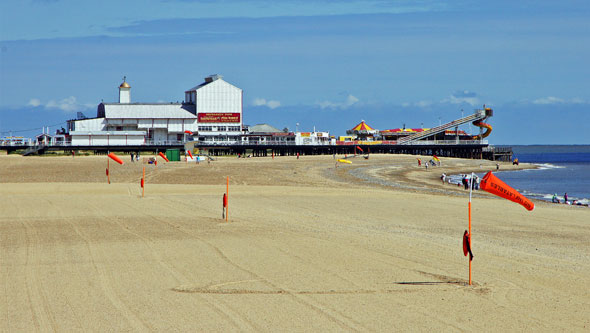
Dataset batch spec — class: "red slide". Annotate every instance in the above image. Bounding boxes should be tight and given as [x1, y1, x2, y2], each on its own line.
[472, 120, 492, 139]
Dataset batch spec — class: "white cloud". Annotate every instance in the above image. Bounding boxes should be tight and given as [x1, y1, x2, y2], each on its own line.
[532, 96, 564, 105]
[45, 96, 86, 112]
[317, 94, 359, 109]
[530, 96, 588, 105]
[443, 90, 480, 106]
[253, 98, 281, 109]
[414, 100, 432, 107]
[28, 98, 41, 107]
[571, 97, 586, 104]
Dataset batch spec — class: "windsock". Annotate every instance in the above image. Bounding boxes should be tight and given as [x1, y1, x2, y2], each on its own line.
[187, 150, 193, 159]
[158, 152, 169, 162]
[480, 171, 534, 211]
[356, 146, 364, 152]
[433, 155, 440, 162]
[184, 130, 193, 135]
[337, 159, 352, 164]
[108, 153, 124, 165]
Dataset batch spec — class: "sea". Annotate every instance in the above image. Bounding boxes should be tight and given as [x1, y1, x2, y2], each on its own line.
[452, 145, 590, 205]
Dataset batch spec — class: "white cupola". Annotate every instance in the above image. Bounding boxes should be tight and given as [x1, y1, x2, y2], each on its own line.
[118, 76, 131, 103]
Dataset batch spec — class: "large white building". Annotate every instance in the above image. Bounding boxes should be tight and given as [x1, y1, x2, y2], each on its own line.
[68, 75, 243, 146]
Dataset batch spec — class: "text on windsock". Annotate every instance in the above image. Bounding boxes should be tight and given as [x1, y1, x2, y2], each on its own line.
[480, 171, 534, 211]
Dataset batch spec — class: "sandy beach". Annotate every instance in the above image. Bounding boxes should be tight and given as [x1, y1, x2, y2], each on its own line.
[1, 154, 588, 331]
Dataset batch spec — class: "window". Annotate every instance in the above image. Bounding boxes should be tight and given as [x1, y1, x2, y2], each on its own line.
[198, 126, 212, 131]
[228, 126, 241, 132]
[215, 126, 227, 131]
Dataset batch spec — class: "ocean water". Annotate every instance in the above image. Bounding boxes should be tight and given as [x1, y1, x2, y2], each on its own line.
[454, 145, 590, 205]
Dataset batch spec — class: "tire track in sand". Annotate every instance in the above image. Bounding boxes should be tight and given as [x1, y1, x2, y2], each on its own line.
[154, 197, 365, 331]
[62, 212, 150, 331]
[17, 197, 58, 332]
[87, 199, 259, 331]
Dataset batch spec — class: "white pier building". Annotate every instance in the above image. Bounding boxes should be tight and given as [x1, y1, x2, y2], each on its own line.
[68, 75, 243, 146]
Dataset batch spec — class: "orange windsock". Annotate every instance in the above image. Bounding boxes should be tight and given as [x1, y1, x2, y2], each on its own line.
[108, 153, 124, 165]
[187, 150, 193, 159]
[356, 146, 364, 152]
[158, 152, 169, 162]
[480, 171, 534, 211]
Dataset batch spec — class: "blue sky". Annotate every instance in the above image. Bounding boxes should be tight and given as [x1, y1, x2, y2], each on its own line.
[1, 0, 589, 144]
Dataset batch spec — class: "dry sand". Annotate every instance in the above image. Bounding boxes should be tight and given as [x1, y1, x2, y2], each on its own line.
[1, 154, 589, 331]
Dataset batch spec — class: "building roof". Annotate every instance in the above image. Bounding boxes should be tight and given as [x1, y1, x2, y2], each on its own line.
[98, 103, 196, 119]
[248, 124, 282, 133]
[351, 120, 375, 132]
[381, 128, 428, 133]
[119, 82, 130, 88]
[185, 75, 241, 92]
[70, 131, 146, 136]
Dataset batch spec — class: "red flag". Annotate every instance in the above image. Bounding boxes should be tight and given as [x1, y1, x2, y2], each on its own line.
[480, 171, 534, 211]
[356, 146, 364, 152]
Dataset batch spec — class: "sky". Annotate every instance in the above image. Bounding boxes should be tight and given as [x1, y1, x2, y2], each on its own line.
[1, 0, 589, 144]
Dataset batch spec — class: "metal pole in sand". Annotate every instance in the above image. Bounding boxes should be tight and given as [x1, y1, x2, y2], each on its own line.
[226, 176, 229, 222]
[468, 172, 473, 285]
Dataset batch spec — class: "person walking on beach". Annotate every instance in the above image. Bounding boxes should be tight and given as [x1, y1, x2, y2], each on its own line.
[496, 163, 499, 171]
[441, 173, 446, 184]
[130, 153, 134, 162]
[552, 193, 560, 203]
[564, 193, 568, 203]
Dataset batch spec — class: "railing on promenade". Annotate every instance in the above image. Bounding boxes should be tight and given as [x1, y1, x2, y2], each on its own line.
[6, 139, 488, 148]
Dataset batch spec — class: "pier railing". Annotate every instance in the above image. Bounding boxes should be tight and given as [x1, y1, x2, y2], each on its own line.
[6, 139, 488, 149]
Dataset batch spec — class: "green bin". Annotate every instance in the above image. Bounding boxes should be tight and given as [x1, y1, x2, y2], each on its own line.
[166, 149, 181, 162]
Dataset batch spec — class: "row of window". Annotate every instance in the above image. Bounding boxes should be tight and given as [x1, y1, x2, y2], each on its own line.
[198, 136, 241, 141]
[198, 126, 241, 132]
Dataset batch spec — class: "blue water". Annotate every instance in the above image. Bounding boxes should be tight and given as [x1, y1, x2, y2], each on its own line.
[453, 145, 590, 205]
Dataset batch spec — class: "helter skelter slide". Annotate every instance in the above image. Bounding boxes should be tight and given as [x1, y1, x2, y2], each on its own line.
[398, 106, 494, 144]
[472, 118, 492, 140]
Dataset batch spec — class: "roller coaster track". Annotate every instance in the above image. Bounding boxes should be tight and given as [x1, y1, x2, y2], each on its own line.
[397, 108, 490, 145]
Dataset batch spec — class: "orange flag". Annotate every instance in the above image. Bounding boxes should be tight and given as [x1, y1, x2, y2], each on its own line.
[187, 150, 193, 159]
[158, 152, 169, 162]
[107, 153, 124, 165]
[480, 171, 534, 211]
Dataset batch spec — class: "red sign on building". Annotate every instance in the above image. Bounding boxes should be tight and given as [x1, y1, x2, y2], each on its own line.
[198, 113, 241, 123]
